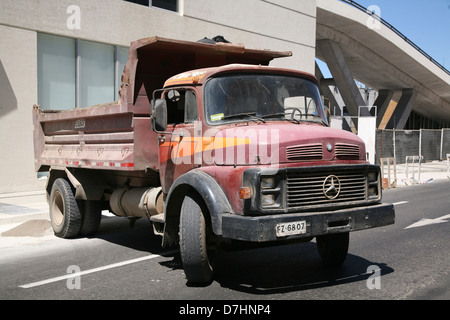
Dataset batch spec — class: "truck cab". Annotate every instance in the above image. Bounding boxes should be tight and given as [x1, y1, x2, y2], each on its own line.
[152, 63, 393, 283]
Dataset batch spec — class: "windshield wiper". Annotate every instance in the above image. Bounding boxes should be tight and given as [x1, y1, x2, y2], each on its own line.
[221, 112, 266, 123]
[261, 112, 327, 126]
[260, 112, 300, 124]
[301, 113, 328, 126]
[260, 112, 285, 118]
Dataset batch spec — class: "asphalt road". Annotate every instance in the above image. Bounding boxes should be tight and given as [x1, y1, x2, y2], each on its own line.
[1, 180, 449, 305]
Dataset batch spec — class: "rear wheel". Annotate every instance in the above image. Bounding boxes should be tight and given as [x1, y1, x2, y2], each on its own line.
[316, 232, 349, 266]
[179, 192, 216, 284]
[49, 178, 82, 238]
[79, 200, 102, 236]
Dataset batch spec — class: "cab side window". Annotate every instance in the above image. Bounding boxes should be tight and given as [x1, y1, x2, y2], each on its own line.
[166, 89, 198, 124]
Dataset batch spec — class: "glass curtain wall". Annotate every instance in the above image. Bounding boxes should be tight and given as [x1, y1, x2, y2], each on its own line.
[37, 33, 128, 110]
[37, 33, 76, 109]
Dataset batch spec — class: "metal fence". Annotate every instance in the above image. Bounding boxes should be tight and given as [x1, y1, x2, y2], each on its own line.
[376, 129, 450, 164]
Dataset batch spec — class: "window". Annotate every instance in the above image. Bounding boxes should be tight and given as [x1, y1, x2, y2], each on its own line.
[184, 91, 198, 123]
[124, 0, 178, 12]
[152, 0, 177, 11]
[204, 74, 327, 126]
[37, 33, 129, 110]
[166, 89, 198, 124]
[79, 40, 115, 107]
[37, 33, 76, 110]
[124, 0, 149, 5]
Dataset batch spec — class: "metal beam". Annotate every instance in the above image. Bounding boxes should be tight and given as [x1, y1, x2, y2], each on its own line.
[374, 89, 394, 128]
[386, 89, 417, 129]
[317, 39, 367, 126]
[315, 62, 341, 116]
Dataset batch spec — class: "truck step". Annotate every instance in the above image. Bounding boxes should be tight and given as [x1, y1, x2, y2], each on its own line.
[150, 213, 165, 223]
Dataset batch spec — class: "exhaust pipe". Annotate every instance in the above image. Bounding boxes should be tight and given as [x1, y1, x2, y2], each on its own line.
[110, 187, 163, 218]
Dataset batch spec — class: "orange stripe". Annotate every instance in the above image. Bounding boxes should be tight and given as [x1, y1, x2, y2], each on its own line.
[164, 74, 206, 87]
[159, 137, 250, 161]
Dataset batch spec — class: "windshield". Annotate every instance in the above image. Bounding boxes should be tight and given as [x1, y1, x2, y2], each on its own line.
[204, 74, 327, 125]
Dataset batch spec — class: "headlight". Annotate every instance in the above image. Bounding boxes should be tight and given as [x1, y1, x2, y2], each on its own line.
[368, 186, 377, 198]
[367, 170, 380, 200]
[261, 177, 276, 189]
[261, 194, 276, 206]
[260, 175, 282, 208]
[368, 171, 378, 182]
[242, 170, 285, 213]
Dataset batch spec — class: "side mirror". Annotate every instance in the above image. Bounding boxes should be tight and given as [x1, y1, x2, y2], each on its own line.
[151, 98, 167, 132]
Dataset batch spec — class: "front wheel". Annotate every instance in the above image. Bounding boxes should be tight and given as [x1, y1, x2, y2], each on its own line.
[316, 232, 349, 266]
[179, 192, 216, 284]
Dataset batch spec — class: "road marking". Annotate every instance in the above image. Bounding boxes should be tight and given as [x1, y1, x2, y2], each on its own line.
[393, 201, 409, 206]
[405, 213, 450, 229]
[19, 249, 178, 289]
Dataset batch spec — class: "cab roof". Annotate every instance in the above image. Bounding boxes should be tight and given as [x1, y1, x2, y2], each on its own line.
[163, 64, 318, 88]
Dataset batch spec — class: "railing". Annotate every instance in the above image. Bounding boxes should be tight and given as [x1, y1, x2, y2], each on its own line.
[405, 155, 423, 184]
[339, 0, 450, 76]
[447, 154, 450, 179]
[380, 157, 396, 189]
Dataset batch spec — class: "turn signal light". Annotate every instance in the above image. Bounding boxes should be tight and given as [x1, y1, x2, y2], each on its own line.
[239, 187, 252, 199]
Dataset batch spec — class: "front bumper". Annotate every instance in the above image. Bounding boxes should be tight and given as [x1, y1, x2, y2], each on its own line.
[221, 203, 395, 242]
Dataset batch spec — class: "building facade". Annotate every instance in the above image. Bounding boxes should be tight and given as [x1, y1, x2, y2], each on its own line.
[0, 0, 317, 193]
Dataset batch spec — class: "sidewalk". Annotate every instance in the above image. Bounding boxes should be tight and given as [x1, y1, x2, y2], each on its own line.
[0, 190, 48, 223]
[0, 190, 50, 237]
[381, 159, 450, 188]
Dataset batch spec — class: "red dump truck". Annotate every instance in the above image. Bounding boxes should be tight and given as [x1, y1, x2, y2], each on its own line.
[33, 36, 394, 284]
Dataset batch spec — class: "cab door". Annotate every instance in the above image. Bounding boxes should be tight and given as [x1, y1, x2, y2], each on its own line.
[158, 88, 199, 193]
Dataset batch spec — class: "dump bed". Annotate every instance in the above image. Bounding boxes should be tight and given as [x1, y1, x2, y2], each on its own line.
[33, 36, 292, 172]
[33, 101, 146, 171]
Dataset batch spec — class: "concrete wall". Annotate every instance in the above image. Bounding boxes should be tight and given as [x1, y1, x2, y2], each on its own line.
[0, 0, 316, 71]
[182, 0, 317, 70]
[0, 0, 317, 193]
[0, 25, 41, 193]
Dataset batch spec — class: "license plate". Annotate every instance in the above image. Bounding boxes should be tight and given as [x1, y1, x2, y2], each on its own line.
[275, 220, 307, 237]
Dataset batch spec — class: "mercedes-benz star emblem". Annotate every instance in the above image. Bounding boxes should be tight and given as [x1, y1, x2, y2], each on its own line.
[323, 175, 341, 199]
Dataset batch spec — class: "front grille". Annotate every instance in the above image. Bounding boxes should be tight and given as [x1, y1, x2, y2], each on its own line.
[286, 169, 366, 208]
[335, 143, 360, 159]
[286, 144, 323, 161]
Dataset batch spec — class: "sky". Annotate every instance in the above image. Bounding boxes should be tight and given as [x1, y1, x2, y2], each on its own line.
[317, 0, 450, 78]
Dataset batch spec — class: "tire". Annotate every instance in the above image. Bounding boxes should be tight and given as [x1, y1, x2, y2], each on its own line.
[179, 192, 216, 284]
[316, 232, 349, 266]
[79, 200, 102, 236]
[49, 178, 82, 238]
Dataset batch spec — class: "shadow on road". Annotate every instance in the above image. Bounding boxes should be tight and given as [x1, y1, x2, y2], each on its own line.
[89, 216, 393, 294]
[88, 215, 166, 253]
[212, 242, 393, 295]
